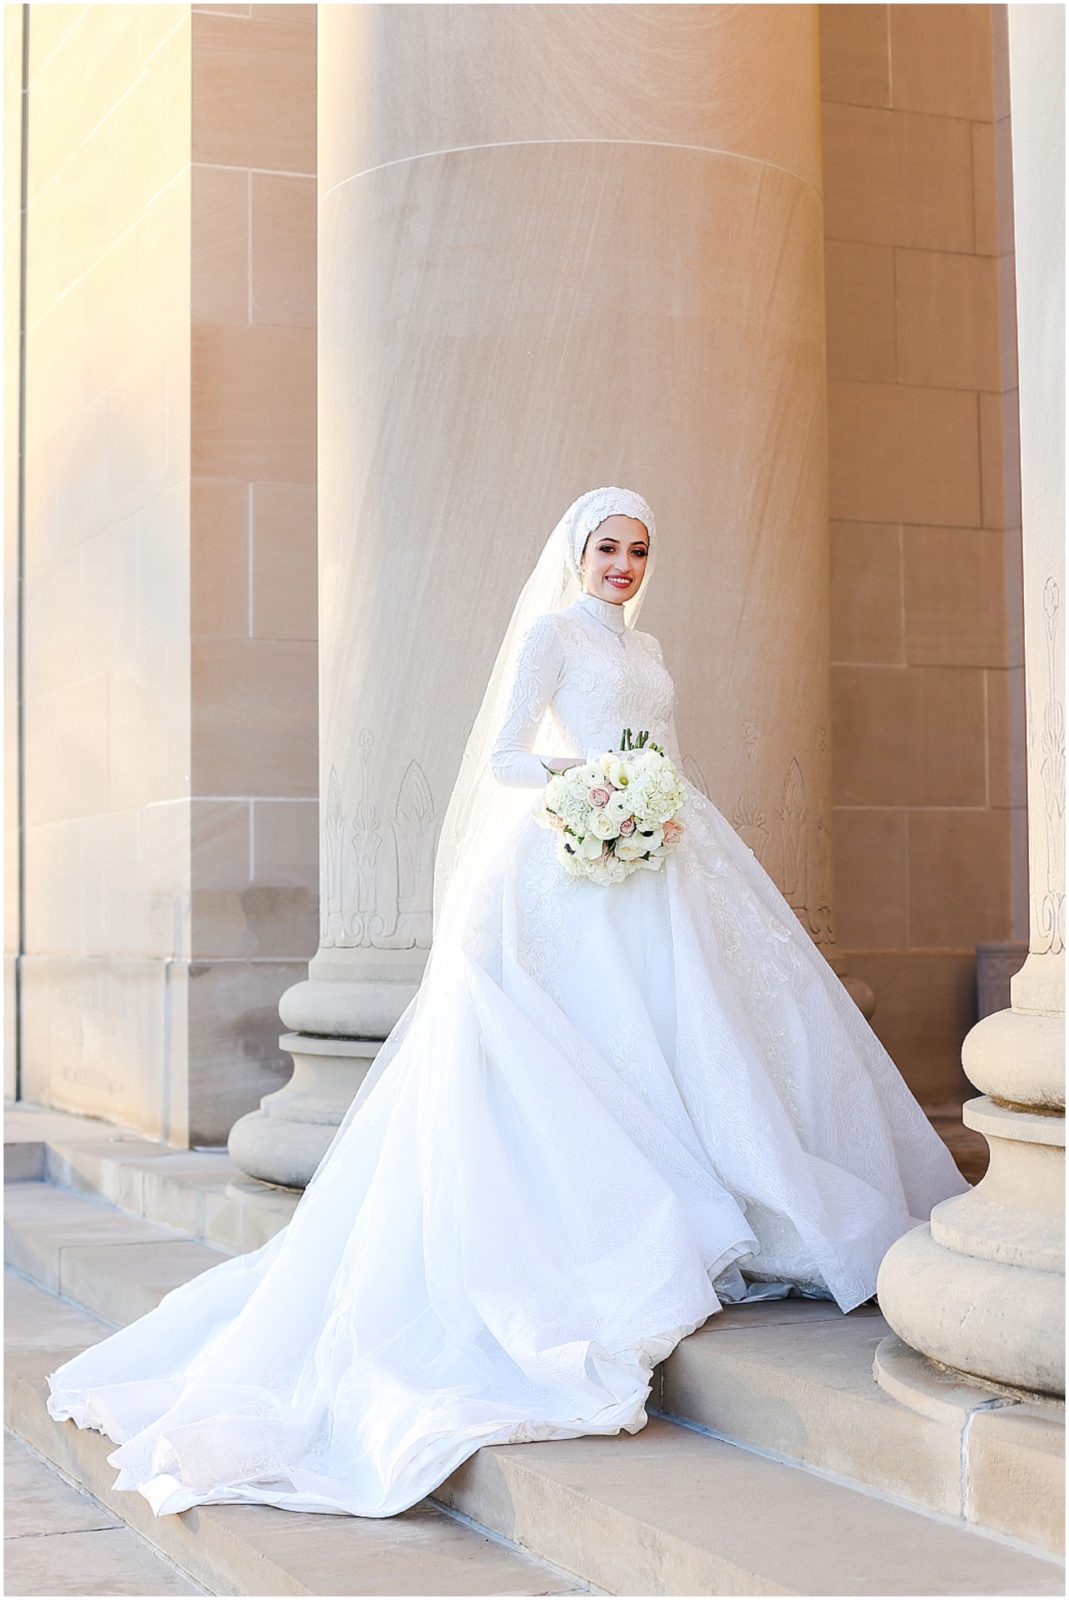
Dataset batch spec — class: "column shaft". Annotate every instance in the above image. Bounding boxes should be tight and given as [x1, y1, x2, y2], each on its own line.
[232, 4, 840, 1185]
[877, 3, 1065, 1399]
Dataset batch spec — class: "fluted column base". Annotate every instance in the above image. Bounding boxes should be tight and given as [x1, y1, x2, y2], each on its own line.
[873, 1333, 1064, 1554]
[228, 1033, 380, 1188]
[877, 1081, 1065, 1398]
[279, 975, 421, 1040]
[877, 1219, 1064, 1398]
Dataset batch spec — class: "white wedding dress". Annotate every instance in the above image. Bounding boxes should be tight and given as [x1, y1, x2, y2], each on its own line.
[47, 589, 968, 1519]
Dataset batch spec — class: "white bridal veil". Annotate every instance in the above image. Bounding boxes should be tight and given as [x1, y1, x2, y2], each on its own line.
[304, 485, 660, 1180]
[432, 484, 659, 927]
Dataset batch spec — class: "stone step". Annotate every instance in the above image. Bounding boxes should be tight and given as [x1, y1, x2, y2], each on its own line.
[4, 1271, 591, 1597]
[436, 1411, 1063, 1597]
[5, 1103, 298, 1256]
[4, 1180, 228, 1327]
[9, 1106, 1064, 1557]
[8, 1108, 1065, 1555]
[5, 1180, 1063, 1597]
[4, 1429, 205, 1596]
[656, 1296, 1065, 1556]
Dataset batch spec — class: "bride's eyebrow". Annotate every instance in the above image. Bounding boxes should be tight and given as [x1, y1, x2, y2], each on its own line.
[597, 536, 648, 549]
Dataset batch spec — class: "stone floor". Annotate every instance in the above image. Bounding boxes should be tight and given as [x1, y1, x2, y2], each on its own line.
[3, 1432, 203, 1595]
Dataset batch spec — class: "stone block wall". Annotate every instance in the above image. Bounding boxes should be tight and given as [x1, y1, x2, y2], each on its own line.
[4, 4, 318, 1144]
[821, 3, 1025, 1098]
[4, 6, 25, 1101]
[186, 3, 318, 1141]
[10, 5, 193, 1137]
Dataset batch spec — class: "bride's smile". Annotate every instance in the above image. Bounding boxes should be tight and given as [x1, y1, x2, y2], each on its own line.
[578, 514, 649, 602]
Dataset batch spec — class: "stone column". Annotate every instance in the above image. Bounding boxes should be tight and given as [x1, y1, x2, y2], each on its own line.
[231, 4, 842, 1185]
[877, 3, 1065, 1397]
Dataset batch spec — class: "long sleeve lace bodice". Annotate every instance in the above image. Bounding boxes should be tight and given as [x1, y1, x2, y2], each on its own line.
[489, 592, 680, 787]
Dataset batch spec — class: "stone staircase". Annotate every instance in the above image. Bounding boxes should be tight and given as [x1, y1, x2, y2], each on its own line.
[4, 1105, 1064, 1597]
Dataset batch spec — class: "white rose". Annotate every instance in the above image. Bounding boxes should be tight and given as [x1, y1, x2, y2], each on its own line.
[614, 838, 644, 862]
[590, 812, 618, 839]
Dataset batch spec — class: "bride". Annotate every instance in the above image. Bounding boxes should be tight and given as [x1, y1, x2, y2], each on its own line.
[47, 485, 969, 1519]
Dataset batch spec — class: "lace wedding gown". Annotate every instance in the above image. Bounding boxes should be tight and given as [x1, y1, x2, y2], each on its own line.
[47, 589, 968, 1519]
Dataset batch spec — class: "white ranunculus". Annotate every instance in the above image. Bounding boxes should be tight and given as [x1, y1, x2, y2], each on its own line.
[606, 791, 632, 822]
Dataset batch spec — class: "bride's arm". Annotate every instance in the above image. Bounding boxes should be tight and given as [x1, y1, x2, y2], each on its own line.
[489, 615, 579, 787]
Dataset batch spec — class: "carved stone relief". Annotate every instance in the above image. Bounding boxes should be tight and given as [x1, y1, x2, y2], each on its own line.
[732, 719, 771, 860]
[320, 732, 436, 950]
[731, 718, 835, 947]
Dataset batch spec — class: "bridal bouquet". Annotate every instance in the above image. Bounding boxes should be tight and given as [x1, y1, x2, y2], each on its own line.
[535, 728, 687, 885]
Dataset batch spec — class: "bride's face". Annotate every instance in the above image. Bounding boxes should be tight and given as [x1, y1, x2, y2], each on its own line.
[579, 516, 650, 604]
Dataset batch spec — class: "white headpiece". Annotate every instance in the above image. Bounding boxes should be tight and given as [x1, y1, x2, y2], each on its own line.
[431, 486, 657, 934]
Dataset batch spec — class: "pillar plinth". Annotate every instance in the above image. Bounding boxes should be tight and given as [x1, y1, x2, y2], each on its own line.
[228, 1035, 378, 1189]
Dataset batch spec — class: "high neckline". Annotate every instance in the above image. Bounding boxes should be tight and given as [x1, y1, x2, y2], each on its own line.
[574, 590, 627, 634]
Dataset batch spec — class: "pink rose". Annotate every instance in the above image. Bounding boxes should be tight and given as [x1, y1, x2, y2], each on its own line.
[589, 786, 612, 807]
[618, 817, 636, 835]
[550, 812, 567, 830]
[662, 818, 684, 845]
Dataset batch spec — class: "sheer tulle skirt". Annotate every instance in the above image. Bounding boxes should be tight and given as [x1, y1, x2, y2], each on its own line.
[46, 779, 968, 1518]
